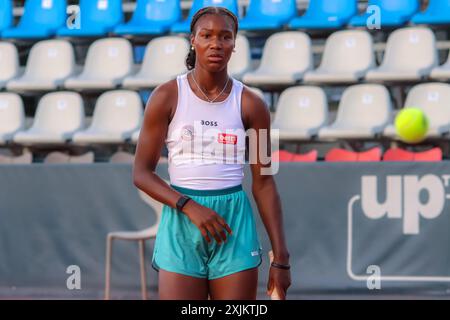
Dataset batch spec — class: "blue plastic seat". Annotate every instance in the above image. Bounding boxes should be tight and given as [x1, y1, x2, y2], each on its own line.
[349, 0, 419, 27]
[114, 0, 181, 36]
[2, 0, 67, 39]
[289, 0, 357, 29]
[411, 0, 450, 25]
[238, 0, 297, 31]
[170, 0, 239, 34]
[57, 0, 123, 37]
[0, 0, 13, 37]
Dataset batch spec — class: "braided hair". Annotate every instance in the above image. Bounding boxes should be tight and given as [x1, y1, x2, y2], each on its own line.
[186, 6, 238, 70]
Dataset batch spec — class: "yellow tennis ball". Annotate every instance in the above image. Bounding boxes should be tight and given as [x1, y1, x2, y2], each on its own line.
[395, 108, 429, 144]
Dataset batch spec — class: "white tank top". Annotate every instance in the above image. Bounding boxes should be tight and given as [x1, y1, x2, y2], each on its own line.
[166, 72, 246, 190]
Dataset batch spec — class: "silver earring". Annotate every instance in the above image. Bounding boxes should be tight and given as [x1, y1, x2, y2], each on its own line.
[191, 46, 195, 51]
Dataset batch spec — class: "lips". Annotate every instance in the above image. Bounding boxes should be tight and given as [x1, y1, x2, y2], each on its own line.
[207, 54, 224, 62]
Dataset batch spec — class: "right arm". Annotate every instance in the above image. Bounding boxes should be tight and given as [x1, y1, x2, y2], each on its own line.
[132, 80, 231, 244]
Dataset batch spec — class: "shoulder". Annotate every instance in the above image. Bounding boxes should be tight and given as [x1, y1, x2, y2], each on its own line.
[145, 78, 178, 121]
[241, 85, 270, 129]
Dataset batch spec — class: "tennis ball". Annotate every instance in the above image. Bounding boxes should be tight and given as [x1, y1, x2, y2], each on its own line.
[395, 108, 429, 144]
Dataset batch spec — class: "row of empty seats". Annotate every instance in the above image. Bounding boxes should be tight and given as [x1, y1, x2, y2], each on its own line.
[273, 147, 444, 162]
[0, 90, 143, 145]
[2, 27, 450, 92]
[2, 0, 450, 39]
[272, 82, 450, 141]
[2, 81, 450, 146]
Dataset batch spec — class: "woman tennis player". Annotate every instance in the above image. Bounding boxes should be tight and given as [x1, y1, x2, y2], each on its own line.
[133, 6, 291, 300]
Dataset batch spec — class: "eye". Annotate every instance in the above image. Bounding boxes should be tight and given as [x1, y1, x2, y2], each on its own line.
[203, 34, 210, 39]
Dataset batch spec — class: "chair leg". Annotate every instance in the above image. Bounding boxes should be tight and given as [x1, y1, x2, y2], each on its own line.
[104, 236, 113, 300]
[139, 240, 148, 300]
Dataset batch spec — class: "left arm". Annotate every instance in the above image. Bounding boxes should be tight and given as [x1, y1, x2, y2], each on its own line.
[242, 87, 291, 299]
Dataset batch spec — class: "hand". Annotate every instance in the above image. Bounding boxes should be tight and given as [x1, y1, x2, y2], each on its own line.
[267, 265, 291, 300]
[182, 199, 232, 244]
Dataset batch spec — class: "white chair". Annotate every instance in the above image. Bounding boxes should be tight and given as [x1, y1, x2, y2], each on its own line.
[430, 51, 450, 80]
[104, 187, 165, 300]
[65, 38, 134, 90]
[242, 32, 312, 86]
[384, 82, 450, 138]
[0, 152, 32, 164]
[0, 93, 25, 144]
[44, 151, 95, 163]
[0, 42, 21, 89]
[131, 129, 140, 144]
[72, 90, 143, 144]
[109, 151, 135, 163]
[229, 34, 252, 81]
[13, 92, 85, 145]
[319, 84, 392, 140]
[122, 36, 189, 89]
[7, 40, 77, 91]
[304, 30, 375, 84]
[365, 27, 438, 82]
[271, 86, 328, 141]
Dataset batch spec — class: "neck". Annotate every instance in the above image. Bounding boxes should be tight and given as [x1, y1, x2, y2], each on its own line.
[192, 67, 229, 93]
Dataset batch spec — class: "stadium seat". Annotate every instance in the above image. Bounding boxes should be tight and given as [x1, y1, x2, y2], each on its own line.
[64, 38, 134, 90]
[7, 40, 77, 92]
[272, 149, 318, 162]
[228, 34, 252, 81]
[383, 147, 442, 161]
[384, 83, 450, 139]
[13, 92, 85, 145]
[242, 32, 312, 86]
[72, 90, 143, 144]
[57, 0, 124, 37]
[430, 50, 450, 80]
[131, 128, 140, 143]
[325, 147, 382, 162]
[114, 0, 181, 36]
[110, 151, 135, 163]
[238, 0, 297, 31]
[271, 86, 328, 141]
[304, 30, 375, 84]
[349, 0, 419, 27]
[0, 0, 13, 37]
[122, 36, 189, 89]
[44, 151, 95, 163]
[2, 0, 67, 39]
[0, 42, 21, 89]
[411, 0, 450, 25]
[171, 0, 238, 34]
[289, 0, 357, 30]
[365, 27, 437, 82]
[319, 84, 391, 140]
[0, 93, 25, 144]
[0, 152, 32, 164]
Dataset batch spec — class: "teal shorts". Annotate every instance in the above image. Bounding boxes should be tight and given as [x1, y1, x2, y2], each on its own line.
[152, 184, 263, 280]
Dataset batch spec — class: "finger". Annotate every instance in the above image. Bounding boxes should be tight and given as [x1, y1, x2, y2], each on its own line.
[200, 227, 211, 243]
[213, 220, 228, 242]
[205, 224, 222, 244]
[216, 216, 232, 235]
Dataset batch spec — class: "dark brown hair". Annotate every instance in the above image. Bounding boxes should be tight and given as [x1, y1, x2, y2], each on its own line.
[186, 6, 239, 70]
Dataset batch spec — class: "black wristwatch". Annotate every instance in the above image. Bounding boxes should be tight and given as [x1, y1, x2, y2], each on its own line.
[176, 195, 192, 213]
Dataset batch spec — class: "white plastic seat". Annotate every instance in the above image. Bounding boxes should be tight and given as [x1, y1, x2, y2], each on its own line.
[13, 92, 85, 145]
[271, 86, 328, 141]
[384, 83, 450, 139]
[44, 151, 95, 163]
[122, 36, 189, 89]
[228, 34, 252, 81]
[131, 128, 140, 143]
[242, 32, 312, 86]
[304, 30, 375, 84]
[7, 40, 77, 91]
[365, 27, 438, 82]
[65, 38, 134, 90]
[109, 151, 135, 163]
[319, 84, 392, 140]
[0, 152, 32, 164]
[0, 42, 21, 89]
[0, 93, 25, 144]
[72, 90, 143, 144]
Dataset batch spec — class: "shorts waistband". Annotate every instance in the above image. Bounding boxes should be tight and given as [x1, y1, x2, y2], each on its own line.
[170, 184, 243, 196]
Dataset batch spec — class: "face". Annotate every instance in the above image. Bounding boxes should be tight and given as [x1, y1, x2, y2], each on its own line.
[191, 14, 236, 72]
